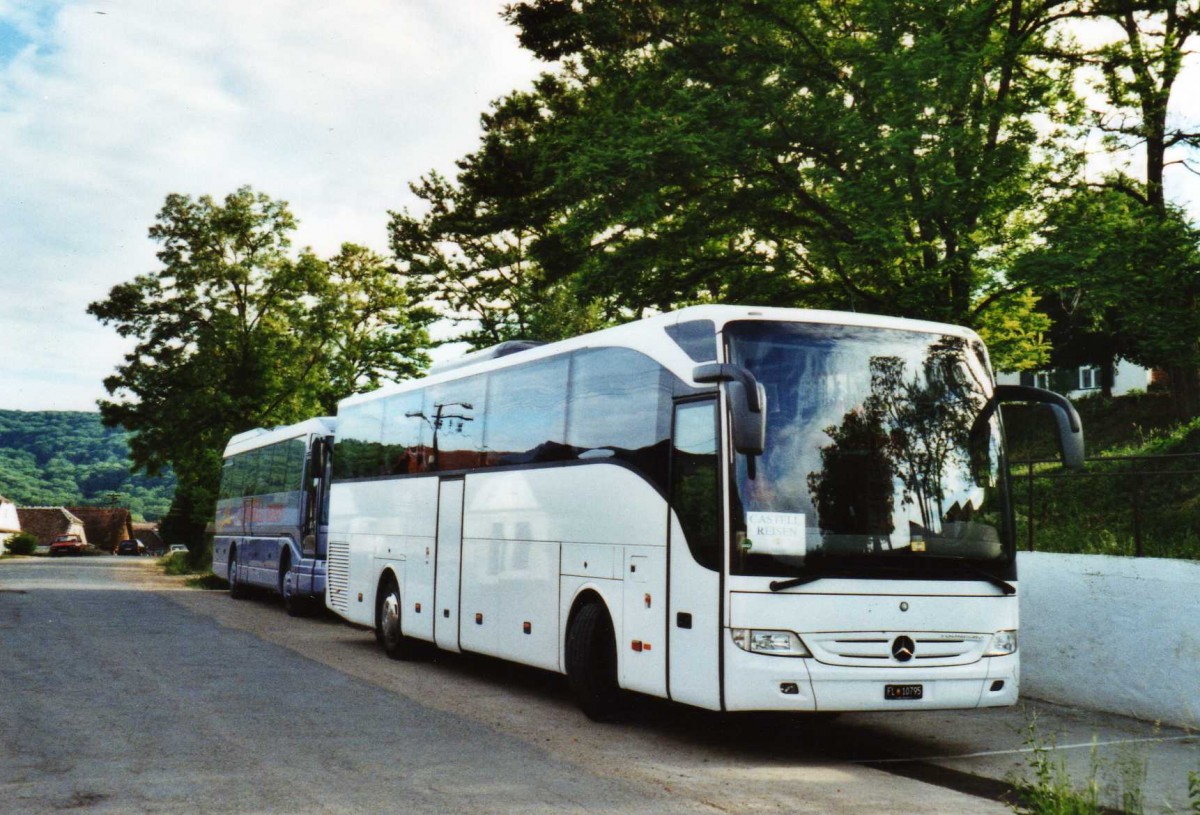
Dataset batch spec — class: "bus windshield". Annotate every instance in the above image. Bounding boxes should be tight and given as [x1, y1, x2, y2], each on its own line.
[727, 321, 1013, 580]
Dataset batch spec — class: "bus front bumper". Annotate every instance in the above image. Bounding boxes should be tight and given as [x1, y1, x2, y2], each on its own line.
[723, 639, 1018, 712]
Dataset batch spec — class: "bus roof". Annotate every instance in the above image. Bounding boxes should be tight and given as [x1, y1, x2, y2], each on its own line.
[223, 416, 337, 458]
[339, 305, 983, 410]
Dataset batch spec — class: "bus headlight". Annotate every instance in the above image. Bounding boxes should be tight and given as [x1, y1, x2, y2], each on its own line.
[731, 629, 812, 657]
[985, 630, 1018, 656]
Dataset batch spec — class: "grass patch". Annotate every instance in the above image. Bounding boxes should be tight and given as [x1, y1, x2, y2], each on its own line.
[160, 550, 197, 575]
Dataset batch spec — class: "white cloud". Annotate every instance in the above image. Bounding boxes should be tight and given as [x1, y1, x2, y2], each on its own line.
[0, 0, 543, 410]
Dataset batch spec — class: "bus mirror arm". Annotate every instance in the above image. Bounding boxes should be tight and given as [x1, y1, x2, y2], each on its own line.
[974, 385, 1085, 470]
[693, 363, 767, 457]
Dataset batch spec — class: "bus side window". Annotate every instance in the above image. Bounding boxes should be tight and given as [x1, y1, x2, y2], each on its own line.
[483, 357, 568, 466]
[671, 399, 720, 571]
[566, 348, 672, 491]
[381, 391, 425, 475]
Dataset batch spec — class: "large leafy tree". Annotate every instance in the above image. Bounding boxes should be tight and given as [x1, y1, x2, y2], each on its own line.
[1016, 187, 1200, 410]
[90, 187, 431, 548]
[384, 0, 1074, 369]
[495, 0, 1077, 355]
[390, 82, 610, 348]
[1022, 1, 1200, 412]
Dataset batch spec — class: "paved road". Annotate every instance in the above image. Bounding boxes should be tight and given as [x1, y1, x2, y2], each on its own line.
[0, 557, 1194, 814]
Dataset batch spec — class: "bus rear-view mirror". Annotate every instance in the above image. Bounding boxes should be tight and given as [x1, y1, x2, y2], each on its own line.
[693, 362, 767, 456]
[977, 384, 1085, 470]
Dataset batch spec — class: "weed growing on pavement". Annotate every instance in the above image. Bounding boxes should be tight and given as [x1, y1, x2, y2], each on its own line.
[1009, 716, 1153, 815]
[1010, 719, 1102, 814]
[1188, 770, 1200, 814]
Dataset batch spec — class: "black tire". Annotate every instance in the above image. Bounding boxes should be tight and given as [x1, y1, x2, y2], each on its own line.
[375, 575, 416, 660]
[228, 549, 247, 599]
[280, 552, 309, 617]
[565, 602, 623, 721]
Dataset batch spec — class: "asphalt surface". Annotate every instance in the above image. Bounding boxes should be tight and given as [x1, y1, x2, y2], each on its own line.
[0, 556, 1194, 814]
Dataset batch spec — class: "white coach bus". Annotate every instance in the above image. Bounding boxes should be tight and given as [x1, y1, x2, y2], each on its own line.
[325, 305, 1082, 719]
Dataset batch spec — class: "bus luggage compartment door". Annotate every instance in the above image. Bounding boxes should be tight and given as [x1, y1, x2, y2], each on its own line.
[434, 478, 465, 652]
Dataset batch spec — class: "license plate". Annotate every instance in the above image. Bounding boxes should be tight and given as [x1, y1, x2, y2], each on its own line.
[885, 684, 923, 700]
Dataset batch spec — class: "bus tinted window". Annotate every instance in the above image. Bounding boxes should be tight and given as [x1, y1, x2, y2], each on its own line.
[218, 456, 238, 500]
[426, 376, 487, 472]
[484, 357, 569, 466]
[671, 399, 721, 571]
[333, 400, 385, 480]
[264, 443, 286, 493]
[282, 438, 306, 491]
[381, 391, 426, 475]
[567, 348, 672, 490]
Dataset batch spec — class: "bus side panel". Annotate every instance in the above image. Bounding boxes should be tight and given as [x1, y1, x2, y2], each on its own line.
[668, 513, 722, 710]
[212, 496, 241, 578]
[328, 477, 438, 628]
[459, 538, 560, 670]
[402, 534, 435, 642]
[620, 545, 667, 696]
[460, 465, 667, 682]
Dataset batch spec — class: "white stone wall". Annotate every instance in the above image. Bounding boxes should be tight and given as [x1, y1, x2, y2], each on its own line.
[0, 501, 21, 554]
[1018, 552, 1200, 728]
[1111, 360, 1152, 396]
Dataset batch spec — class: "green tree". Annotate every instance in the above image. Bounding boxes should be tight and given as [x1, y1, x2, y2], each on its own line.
[499, 0, 1080, 340]
[390, 83, 610, 349]
[1015, 187, 1200, 411]
[89, 187, 431, 550]
[1027, 2, 1200, 411]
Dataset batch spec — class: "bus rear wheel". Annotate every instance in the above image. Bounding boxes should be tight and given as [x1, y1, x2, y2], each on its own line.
[375, 576, 416, 660]
[281, 563, 310, 617]
[228, 550, 246, 599]
[565, 602, 623, 721]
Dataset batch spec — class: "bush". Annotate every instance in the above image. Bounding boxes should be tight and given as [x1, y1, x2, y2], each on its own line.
[4, 532, 38, 556]
[161, 550, 192, 575]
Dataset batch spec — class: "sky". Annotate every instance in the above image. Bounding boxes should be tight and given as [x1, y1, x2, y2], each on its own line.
[0, 0, 543, 411]
[0, 3, 1197, 413]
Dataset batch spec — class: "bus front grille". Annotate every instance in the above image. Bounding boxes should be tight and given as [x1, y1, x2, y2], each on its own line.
[805, 632, 988, 667]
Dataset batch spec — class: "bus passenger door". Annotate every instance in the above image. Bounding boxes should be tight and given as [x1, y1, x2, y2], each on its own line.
[668, 398, 723, 710]
[434, 477, 465, 652]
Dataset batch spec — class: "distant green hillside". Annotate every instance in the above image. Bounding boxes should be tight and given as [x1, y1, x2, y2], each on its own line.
[0, 410, 175, 521]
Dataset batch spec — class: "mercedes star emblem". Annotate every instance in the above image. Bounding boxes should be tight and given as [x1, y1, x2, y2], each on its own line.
[891, 635, 916, 662]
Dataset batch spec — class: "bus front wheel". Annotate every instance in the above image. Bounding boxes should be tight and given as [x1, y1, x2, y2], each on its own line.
[375, 576, 415, 660]
[565, 602, 623, 722]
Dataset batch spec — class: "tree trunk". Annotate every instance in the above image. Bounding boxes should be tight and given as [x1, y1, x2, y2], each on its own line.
[1101, 354, 1116, 399]
[1166, 365, 1200, 420]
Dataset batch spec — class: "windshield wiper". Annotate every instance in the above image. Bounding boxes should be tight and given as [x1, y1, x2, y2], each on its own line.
[769, 574, 825, 592]
[920, 558, 1015, 595]
[767, 559, 1014, 595]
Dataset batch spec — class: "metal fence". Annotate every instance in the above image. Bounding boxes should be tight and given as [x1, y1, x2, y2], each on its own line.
[1010, 452, 1200, 557]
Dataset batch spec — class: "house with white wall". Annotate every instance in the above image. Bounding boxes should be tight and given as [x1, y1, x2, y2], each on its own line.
[0, 495, 20, 553]
[995, 360, 1151, 398]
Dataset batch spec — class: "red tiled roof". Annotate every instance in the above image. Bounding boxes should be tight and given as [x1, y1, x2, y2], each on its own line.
[67, 507, 135, 552]
[15, 507, 86, 547]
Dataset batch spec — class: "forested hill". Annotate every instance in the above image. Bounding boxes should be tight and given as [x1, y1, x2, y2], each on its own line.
[0, 410, 174, 521]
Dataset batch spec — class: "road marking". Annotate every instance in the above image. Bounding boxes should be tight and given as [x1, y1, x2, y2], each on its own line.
[853, 734, 1196, 765]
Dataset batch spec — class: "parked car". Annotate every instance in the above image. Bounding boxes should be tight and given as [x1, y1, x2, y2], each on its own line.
[116, 539, 146, 556]
[48, 534, 87, 557]
[167, 544, 188, 555]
